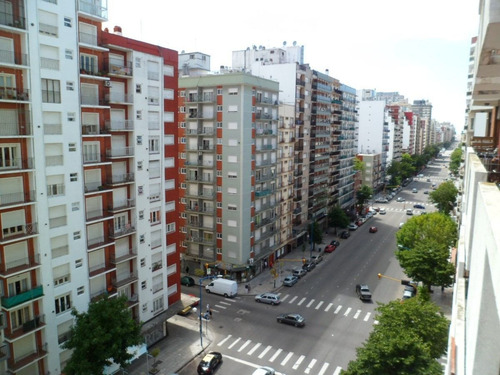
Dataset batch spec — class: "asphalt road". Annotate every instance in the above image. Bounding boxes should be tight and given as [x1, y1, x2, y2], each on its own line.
[182, 155, 453, 375]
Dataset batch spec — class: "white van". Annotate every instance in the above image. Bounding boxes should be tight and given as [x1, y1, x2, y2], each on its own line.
[205, 278, 238, 297]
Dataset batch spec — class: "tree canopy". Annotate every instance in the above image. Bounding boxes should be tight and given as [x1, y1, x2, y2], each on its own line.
[342, 298, 449, 375]
[356, 184, 373, 213]
[429, 180, 458, 215]
[449, 148, 463, 175]
[63, 295, 143, 375]
[308, 221, 323, 249]
[353, 156, 366, 172]
[328, 206, 350, 233]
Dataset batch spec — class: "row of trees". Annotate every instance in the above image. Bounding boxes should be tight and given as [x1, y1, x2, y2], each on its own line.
[386, 145, 442, 186]
[449, 147, 463, 176]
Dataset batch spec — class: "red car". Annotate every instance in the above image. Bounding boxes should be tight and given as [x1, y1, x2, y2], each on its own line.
[369, 226, 378, 233]
[324, 244, 336, 253]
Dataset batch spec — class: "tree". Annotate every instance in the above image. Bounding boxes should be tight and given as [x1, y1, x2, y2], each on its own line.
[449, 148, 462, 175]
[386, 161, 402, 186]
[328, 206, 350, 234]
[63, 296, 143, 375]
[353, 156, 366, 172]
[396, 212, 457, 290]
[308, 221, 323, 249]
[343, 298, 449, 375]
[356, 184, 373, 214]
[429, 180, 458, 215]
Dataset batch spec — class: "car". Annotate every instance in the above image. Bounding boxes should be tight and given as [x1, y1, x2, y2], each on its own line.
[347, 223, 358, 231]
[399, 222, 405, 229]
[379, 208, 386, 215]
[413, 204, 425, 209]
[330, 240, 340, 247]
[340, 230, 350, 239]
[418, 173, 424, 178]
[302, 261, 315, 271]
[375, 198, 389, 203]
[427, 178, 431, 182]
[324, 244, 336, 253]
[406, 209, 413, 215]
[396, 197, 405, 202]
[412, 188, 418, 193]
[283, 275, 298, 286]
[372, 206, 380, 212]
[292, 267, 307, 278]
[181, 276, 195, 287]
[365, 211, 374, 218]
[255, 292, 281, 305]
[276, 313, 305, 327]
[432, 182, 437, 187]
[424, 190, 429, 194]
[311, 254, 323, 264]
[356, 284, 372, 301]
[369, 226, 378, 233]
[402, 289, 415, 300]
[252, 367, 276, 375]
[197, 351, 223, 375]
[355, 220, 364, 227]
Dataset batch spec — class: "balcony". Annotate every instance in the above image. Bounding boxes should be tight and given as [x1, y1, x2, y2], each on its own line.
[186, 236, 216, 246]
[0, 223, 38, 245]
[105, 59, 133, 77]
[89, 262, 114, 277]
[106, 147, 134, 158]
[105, 119, 134, 132]
[7, 343, 48, 372]
[107, 173, 135, 185]
[186, 93, 215, 103]
[108, 199, 135, 212]
[0, 190, 35, 208]
[109, 223, 136, 239]
[0, 10, 26, 30]
[1, 285, 43, 309]
[78, 0, 108, 20]
[112, 272, 138, 288]
[186, 128, 215, 136]
[110, 248, 137, 265]
[4, 314, 45, 342]
[87, 235, 114, 251]
[106, 92, 134, 105]
[86, 209, 113, 223]
[82, 124, 105, 136]
[81, 95, 109, 106]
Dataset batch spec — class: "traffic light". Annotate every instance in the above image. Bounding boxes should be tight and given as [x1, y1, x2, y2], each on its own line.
[377, 273, 382, 279]
[205, 263, 209, 269]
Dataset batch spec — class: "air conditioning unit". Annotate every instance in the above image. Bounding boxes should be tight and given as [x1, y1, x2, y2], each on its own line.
[104, 81, 111, 87]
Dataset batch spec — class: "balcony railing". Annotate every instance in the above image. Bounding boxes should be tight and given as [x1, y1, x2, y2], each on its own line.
[109, 199, 135, 212]
[0, 190, 35, 207]
[107, 173, 134, 185]
[1, 285, 43, 309]
[110, 248, 137, 264]
[106, 147, 134, 158]
[109, 223, 136, 239]
[6, 314, 45, 340]
[112, 272, 138, 288]
[0, 255, 41, 277]
[87, 235, 114, 250]
[78, 0, 108, 19]
[105, 119, 134, 132]
[0, 49, 28, 66]
[0, 88, 29, 101]
[81, 95, 109, 106]
[7, 343, 47, 372]
[106, 92, 134, 104]
[105, 59, 133, 76]
[0, 223, 38, 244]
[0, 11, 26, 30]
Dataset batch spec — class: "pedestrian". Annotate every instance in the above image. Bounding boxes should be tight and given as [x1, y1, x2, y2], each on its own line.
[248, 284, 251, 293]
[206, 303, 210, 312]
[245, 284, 249, 293]
[264, 260, 268, 269]
[185, 266, 189, 274]
[209, 308, 212, 317]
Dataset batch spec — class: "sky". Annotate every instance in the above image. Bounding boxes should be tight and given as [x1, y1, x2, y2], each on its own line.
[105, 0, 480, 133]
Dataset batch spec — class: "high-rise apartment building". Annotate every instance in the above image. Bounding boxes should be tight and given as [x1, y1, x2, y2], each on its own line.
[178, 73, 280, 279]
[0, 2, 179, 373]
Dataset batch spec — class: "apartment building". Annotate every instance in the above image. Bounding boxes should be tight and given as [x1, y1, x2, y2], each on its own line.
[356, 154, 383, 192]
[0, 1, 179, 373]
[178, 73, 280, 279]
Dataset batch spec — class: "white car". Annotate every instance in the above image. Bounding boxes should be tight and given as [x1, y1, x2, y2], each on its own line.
[397, 197, 405, 202]
[375, 198, 389, 203]
[347, 223, 358, 230]
[379, 208, 386, 215]
[252, 366, 276, 375]
[399, 222, 405, 229]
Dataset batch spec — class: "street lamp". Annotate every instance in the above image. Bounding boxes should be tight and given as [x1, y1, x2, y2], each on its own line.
[198, 275, 216, 348]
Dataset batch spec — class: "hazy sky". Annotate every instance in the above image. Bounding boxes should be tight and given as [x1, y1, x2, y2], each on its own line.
[105, 0, 479, 133]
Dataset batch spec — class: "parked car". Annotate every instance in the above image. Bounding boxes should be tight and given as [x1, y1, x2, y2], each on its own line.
[412, 188, 418, 193]
[347, 223, 358, 231]
[424, 190, 429, 194]
[375, 198, 389, 203]
[324, 244, 336, 253]
[255, 292, 281, 305]
[330, 240, 340, 247]
[413, 204, 425, 209]
[252, 367, 276, 375]
[418, 173, 424, 178]
[340, 230, 350, 239]
[356, 284, 372, 301]
[427, 178, 431, 182]
[399, 222, 405, 229]
[406, 209, 413, 215]
[311, 254, 323, 264]
[276, 313, 305, 327]
[369, 226, 378, 233]
[302, 261, 316, 271]
[283, 275, 298, 287]
[379, 208, 386, 215]
[292, 267, 307, 278]
[397, 197, 405, 202]
[197, 352, 223, 375]
[181, 276, 195, 287]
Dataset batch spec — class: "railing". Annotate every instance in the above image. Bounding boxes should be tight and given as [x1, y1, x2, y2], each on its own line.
[0, 11, 26, 30]
[152, 261, 163, 272]
[0, 88, 29, 101]
[109, 199, 135, 212]
[106, 60, 133, 76]
[152, 282, 163, 293]
[109, 223, 136, 238]
[110, 248, 137, 264]
[78, 0, 108, 19]
[0, 190, 35, 206]
[1, 285, 43, 308]
[0, 49, 28, 66]
[81, 95, 108, 106]
[105, 119, 134, 131]
[87, 235, 113, 249]
[112, 273, 138, 288]
[40, 56, 58, 70]
[108, 173, 134, 185]
[106, 92, 134, 104]
[0, 223, 38, 243]
[106, 147, 134, 158]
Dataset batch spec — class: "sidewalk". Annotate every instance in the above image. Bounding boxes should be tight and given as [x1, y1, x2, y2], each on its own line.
[124, 226, 453, 374]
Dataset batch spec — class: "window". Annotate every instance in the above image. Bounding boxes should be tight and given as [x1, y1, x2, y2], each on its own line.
[55, 294, 71, 314]
[139, 234, 145, 244]
[228, 235, 237, 243]
[217, 138, 222, 145]
[228, 172, 237, 179]
[135, 57, 141, 68]
[137, 136, 143, 145]
[80, 53, 97, 74]
[138, 186, 143, 195]
[136, 110, 142, 120]
[228, 88, 238, 95]
[217, 217, 222, 223]
[142, 303, 147, 313]
[228, 105, 238, 112]
[217, 248, 222, 254]
[228, 187, 237, 194]
[153, 296, 164, 313]
[141, 280, 146, 289]
[228, 139, 238, 146]
[228, 204, 237, 211]
[180, 183, 186, 189]
[216, 202, 222, 208]
[217, 122, 223, 128]
[228, 155, 237, 163]
[163, 65, 174, 77]
[164, 88, 174, 100]
[228, 122, 238, 129]
[73, 231, 81, 240]
[75, 259, 82, 267]
[179, 106, 185, 113]
[69, 173, 78, 182]
[66, 81, 74, 91]
[217, 154, 222, 161]
[65, 49, 73, 59]
[217, 89, 222, 95]
[67, 112, 75, 121]
[166, 223, 175, 233]
[135, 84, 142, 93]
[149, 137, 159, 153]
[139, 210, 144, 220]
[217, 106, 223, 112]
[217, 233, 222, 239]
[216, 171, 222, 177]
[180, 168, 186, 174]
[179, 137, 186, 144]
[179, 152, 185, 159]
[179, 122, 186, 128]
[68, 143, 76, 151]
[42, 79, 61, 103]
[77, 286, 84, 295]
[71, 202, 79, 211]
[64, 17, 72, 27]
[150, 209, 161, 225]
[228, 220, 237, 227]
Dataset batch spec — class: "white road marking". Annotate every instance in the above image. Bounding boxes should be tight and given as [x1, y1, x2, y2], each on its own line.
[364, 312, 371, 321]
[353, 309, 361, 319]
[258, 345, 272, 359]
[293, 355, 305, 370]
[344, 307, 352, 316]
[289, 296, 298, 304]
[228, 337, 241, 349]
[222, 354, 261, 369]
[315, 301, 324, 310]
[217, 334, 231, 346]
[281, 352, 293, 366]
[304, 358, 317, 374]
[318, 362, 330, 375]
[215, 304, 227, 309]
[220, 301, 232, 305]
[306, 299, 315, 308]
[281, 294, 289, 302]
[238, 339, 251, 352]
[269, 348, 282, 362]
[333, 366, 343, 375]
[325, 303, 333, 312]
[298, 297, 306, 305]
[247, 343, 261, 355]
[334, 305, 342, 314]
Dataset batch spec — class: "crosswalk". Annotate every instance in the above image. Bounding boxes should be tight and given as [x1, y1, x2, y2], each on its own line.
[211, 295, 378, 324]
[218, 334, 344, 375]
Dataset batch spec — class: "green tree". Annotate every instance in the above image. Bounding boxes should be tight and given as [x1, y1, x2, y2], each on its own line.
[328, 206, 350, 234]
[396, 212, 457, 290]
[353, 156, 366, 172]
[386, 161, 402, 186]
[308, 221, 323, 249]
[356, 184, 373, 214]
[429, 180, 458, 215]
[343, 298, 449, 375]
[63, 296, 143, 375]
[400, 153, 416, 179]
[449, 148, 462, 175]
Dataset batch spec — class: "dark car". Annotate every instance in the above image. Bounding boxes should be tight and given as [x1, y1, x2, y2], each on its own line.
[413, 204, 425, 209]
[197, 351, 222, 374]
[181, 276, 195, 287]
[302, 261, 315, 271]
[276, 313, 305, 327]
[369, 226, 378, 233]
[324, 244, 336, 253]
[340, 230, 350, 239]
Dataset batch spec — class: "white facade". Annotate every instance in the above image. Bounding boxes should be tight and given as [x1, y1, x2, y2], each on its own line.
[357, 101, 386, 155]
